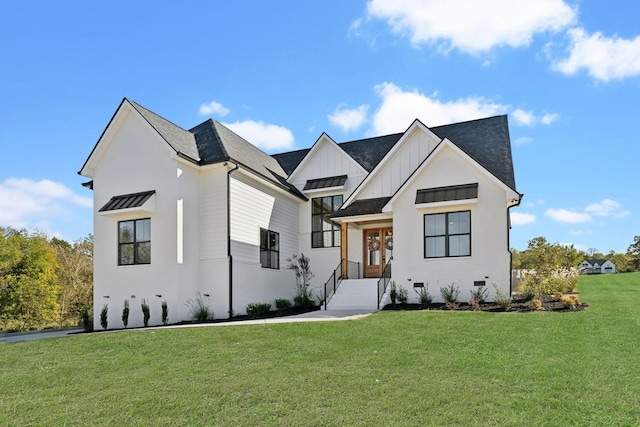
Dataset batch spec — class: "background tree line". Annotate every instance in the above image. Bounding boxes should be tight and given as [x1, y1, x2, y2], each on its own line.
[0, 227, 92, 332]
[512, 235, 640, 273]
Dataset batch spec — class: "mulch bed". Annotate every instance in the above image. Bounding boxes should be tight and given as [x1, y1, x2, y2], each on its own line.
[382, 293, 588, 313]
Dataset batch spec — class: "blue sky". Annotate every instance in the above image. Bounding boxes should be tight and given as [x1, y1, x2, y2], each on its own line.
[1, 0, 638, 253]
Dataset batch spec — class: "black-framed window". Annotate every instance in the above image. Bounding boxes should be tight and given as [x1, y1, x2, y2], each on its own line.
[311, 195, 343, 248]
[424, 211, 471, 258]
[260, 228, 279, 269]
[118, 218, 151, 265]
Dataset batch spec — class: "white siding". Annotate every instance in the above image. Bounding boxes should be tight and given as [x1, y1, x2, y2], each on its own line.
[91, 112, 202, 328]
[386, 144, 512, 303]
[229, 172, 301, 315]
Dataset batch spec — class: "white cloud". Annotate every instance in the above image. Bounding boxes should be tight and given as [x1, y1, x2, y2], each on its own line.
[545, 208, 591, 224]
[514, 137, 533, 146]
[199, 100, 230, 117]
[328, 105, 369, 132]
[511, 212, 536, 226]
[371, 82, 509, 134]
[545, 199, 631, 225]
[540, 113, 559, 125]
[512, 109, 559, 127]
[0, 178, 92, 232]
[554, 28, 640, 81]
[223, 120, 295, 152]
[584, 199, 631, 218]
[512, 109, 536, 126]
[365, 0, 576, 53]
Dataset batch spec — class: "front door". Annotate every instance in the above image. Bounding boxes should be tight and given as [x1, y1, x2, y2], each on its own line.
[364, 228, 393, 278]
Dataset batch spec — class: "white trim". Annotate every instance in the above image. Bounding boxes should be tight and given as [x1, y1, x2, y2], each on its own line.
[415, 198, 478, 211]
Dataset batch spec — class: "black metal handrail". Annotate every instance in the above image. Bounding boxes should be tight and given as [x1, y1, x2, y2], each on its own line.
[323, 259, 360, 309]
[377, 256, 393, 308]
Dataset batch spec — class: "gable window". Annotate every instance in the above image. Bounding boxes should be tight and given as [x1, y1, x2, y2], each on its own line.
[118, 218, 151, 265]
[260, 228, 279, 269]
[311, 195, 343, 248]
[424, 211, 470, 258]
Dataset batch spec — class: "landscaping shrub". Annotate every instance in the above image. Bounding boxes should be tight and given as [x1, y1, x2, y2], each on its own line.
[81, 306, 93, 332]
[468, 297, 481, 311]
[141, 299, 150, 327]
[562, 294, 581, 310]
[440, 284, 460, 304]
[518, 267, 579, 296]
[275, 298, 292, 312]
[414, 285, 432, 307]
[185, 292, 213, 323]
[100, 304, 108, 330]
[122, 299, 130, 328]
[161, 300, 169, 325]
[246, 302, 272, 318]
[396, 285, 409, 305]
[293, 294, 315, 310]
[529, 298, 543, 311]
[470, 286, 488, 303]
[389, 280, 398, 308]
[493, 283, 511, 310]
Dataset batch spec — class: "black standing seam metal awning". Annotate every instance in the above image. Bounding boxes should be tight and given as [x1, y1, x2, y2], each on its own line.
[303, 175, 347, 191]
[415, 183, 478, 204]
[99, 190, 156, 212]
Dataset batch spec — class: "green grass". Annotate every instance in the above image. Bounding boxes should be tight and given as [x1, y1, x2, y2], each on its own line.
[2, 273, 640, 426]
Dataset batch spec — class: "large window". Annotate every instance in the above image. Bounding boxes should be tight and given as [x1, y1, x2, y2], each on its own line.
[118, 218, 151, 265]
[260, 228, 279, 269]
[424, 211, 470, 258]
[311, 195, 343, 248]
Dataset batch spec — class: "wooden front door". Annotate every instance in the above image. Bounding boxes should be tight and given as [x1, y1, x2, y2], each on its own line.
[364, 228, 393, 278]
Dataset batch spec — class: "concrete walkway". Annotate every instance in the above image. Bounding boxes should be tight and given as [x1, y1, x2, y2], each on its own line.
[0, 310, 376, 343]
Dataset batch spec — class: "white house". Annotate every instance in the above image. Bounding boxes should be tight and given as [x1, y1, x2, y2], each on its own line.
[579, 259, 616, 274]
[79, 98, 522, 329]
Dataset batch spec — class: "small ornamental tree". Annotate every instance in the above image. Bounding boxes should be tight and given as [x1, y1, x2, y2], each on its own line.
[122, 299, 130, 328]
[287, 253, 315, 308]
[141, 299, 150, 327]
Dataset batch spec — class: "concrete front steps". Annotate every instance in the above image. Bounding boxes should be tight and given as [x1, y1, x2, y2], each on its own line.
[325, 279, 379, 310]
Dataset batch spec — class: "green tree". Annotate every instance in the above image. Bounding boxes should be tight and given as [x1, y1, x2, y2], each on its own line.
[0, 228, 60, 331]
[627, 236, 640, 271]
[51, 235, 93, 327]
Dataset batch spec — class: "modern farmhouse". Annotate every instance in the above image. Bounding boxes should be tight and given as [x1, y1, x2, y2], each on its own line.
[79, 98, 522, 328]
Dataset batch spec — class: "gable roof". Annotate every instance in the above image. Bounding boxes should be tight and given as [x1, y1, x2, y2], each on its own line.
[272, 115, 517, 192]
[80, 99, 303, 199]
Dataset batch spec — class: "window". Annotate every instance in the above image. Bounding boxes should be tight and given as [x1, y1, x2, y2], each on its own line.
[424, 211, 470, 258]
[118, 218, 151, 265]
[311, 195, 343, 248]
[260, 228, 279, 269]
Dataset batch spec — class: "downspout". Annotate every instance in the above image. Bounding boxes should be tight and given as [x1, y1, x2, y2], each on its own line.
[507, 193, 523, 295]
[226, 161, 239, 317]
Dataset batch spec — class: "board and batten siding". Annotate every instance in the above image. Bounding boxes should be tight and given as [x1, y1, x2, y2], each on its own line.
[358, 129, 439, 200]
[288, 138, 367, 198]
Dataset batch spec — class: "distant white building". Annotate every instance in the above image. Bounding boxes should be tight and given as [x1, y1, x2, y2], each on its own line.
[579, 259, 616, 274]
[79, 98, 522, 329]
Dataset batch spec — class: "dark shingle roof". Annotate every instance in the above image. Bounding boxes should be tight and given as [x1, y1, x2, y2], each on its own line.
[331, 197, 392, 218]
[430, 115, 516, 191]
[189, 119, 288, 180]
[272, 115, 517, 192]
[129, 101, 200, 162]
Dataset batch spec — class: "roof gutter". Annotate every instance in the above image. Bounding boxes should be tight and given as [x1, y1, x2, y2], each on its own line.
[226, 161, 240, 318]
[507, 193, 524, 295]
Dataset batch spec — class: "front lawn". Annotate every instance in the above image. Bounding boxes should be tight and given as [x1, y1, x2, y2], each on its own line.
[1, 273, 639, 426]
